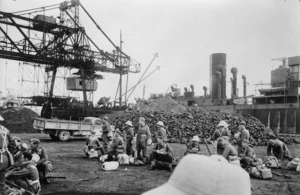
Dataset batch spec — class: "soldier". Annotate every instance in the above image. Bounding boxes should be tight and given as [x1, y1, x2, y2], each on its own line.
[239, 139, 256, 169]
[84, 130, 105, 157]
[149, 138, 173, 172]
[185, 135, 202, 155]
[107, 130, 124, 160]
[211, 120, 231, 141]
[217, 137, 238, 161]
[267, 139, 292, 161]
[124, 121, 134, 156]
[6, 152, 40, 195]
[236, 121, 250, 156]
[136, 117, 151, 161]
[101, 116, 112, 152]
[0, 115, 13, 195]
[28, 138, 51, 184]
[156, 121, 167, 140]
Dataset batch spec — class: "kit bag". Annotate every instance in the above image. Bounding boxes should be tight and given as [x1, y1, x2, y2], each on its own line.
[264, 156, 279, 168]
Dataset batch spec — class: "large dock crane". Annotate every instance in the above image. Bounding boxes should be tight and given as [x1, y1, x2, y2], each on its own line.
[0, 0, 140, 118]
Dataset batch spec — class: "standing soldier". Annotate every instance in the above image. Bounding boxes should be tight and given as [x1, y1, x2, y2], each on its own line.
[236, 121, 250, 156]
[124, 121, 134, 156]
[102, 116, 112, 153]
[0, 115, 13, 195]
[156, 121, 167, 141]
[136, 117, 151, 162]
[211, 120, 231, 141]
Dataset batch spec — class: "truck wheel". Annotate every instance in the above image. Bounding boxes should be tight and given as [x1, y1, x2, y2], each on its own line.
[58, 131, 71, 141]
[49, 134, 59, 141]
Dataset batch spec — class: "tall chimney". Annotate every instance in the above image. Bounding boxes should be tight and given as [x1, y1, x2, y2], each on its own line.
[216, 71, 222, 100]
[203, 86, 207, 98]
[220, 66, 226, 99]
[242, 75, 247, 98]
[190, 84, 194, 93]
[231, 67, 238, 98]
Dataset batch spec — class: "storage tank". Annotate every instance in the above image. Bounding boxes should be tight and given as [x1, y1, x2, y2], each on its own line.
[210, 53, 227, 99]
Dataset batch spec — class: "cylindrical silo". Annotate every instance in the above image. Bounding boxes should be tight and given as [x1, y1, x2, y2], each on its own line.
[210, 53, 227, 99]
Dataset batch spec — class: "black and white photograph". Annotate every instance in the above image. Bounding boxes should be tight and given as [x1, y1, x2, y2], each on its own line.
[0, 0, 300, 194]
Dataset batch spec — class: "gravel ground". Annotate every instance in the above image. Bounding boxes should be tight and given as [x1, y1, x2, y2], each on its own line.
[10, 133, 300, 195]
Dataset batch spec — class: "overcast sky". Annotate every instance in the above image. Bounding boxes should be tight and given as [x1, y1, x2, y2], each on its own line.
[1, 0, 300, 103]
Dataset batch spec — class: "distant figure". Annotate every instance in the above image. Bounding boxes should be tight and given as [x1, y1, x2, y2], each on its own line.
[101, 116, 112, 153]
[124, 121, 134, 156]
[107, 130, 124, 160]
[211, 120, 231, 141]
[84, 130, 105, 158]
[236, 121, 250, 156]
[185, 135, 202, 155]
[156, 121, 167, 141]
[142, 155, 251, 195]
[267, 139, 292, 161]
[136, 117, 151, 161]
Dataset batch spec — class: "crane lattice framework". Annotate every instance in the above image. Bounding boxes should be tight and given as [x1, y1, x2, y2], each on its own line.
[0, 0, 140, 114]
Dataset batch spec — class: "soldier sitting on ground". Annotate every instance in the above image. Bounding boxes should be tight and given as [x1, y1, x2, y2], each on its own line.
[149, 138, 173, 172]
[239, 139, 257, 169]
[217, 137, 238, 161]
[6, 152, 41, 195]
[107, 130, 124, 161]
[28, 138, 52, 184]
[267, 138, 292, 161]
[83, 130, 105, 158]
[184, 135, 202, 155]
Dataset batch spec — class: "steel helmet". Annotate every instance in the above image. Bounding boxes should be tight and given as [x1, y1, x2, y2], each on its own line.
[125, 121, 133, 127]
[156, 121, 164, 127]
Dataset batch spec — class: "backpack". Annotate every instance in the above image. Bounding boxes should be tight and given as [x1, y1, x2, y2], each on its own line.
[250, 165, 272, 179]
[264, 156, 279, 168]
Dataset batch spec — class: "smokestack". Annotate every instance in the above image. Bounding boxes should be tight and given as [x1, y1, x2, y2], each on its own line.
[190, 85, 194, 93]
[184, 87, 188, 93]
[231, 67, 238, 98]
[216, 71, 222, 100]
[210, 53, 226, 100]
[242, 75, 247, 98]
[203, 86, 207, 98]
[220, 66, 226, 99]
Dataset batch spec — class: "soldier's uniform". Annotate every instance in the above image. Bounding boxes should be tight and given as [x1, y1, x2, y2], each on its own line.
[136, 124, 151, 160]
[185, 141, 202, 155]
[267, 139, 292, 161]
[101, 119, 111, 152]
[28, 139, 51, 183]
[125, 127, 134, 156]
[0, 124, 13, 195]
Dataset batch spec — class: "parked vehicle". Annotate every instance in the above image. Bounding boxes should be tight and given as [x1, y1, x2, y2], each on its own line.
[33, 117, 114, 141]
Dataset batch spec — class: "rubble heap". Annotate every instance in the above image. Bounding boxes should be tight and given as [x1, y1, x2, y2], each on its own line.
[0, 107, 39, 133]
[113, 98, 292, 145]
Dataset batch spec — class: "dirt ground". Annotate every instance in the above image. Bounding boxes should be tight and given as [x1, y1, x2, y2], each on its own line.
[12, 133, 300, 195]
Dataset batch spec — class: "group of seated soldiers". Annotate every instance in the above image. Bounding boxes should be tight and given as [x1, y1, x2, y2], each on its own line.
[6, 137, 52, 195]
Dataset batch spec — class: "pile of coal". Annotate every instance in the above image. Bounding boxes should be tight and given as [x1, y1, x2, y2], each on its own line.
[113, 107, 292, 146]
[0, 107, 39, 133]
